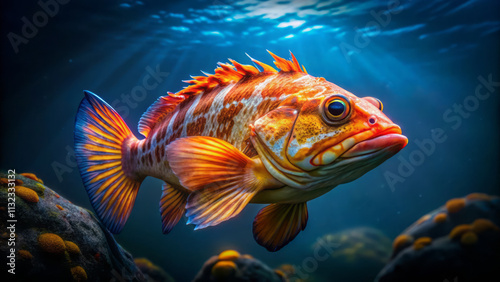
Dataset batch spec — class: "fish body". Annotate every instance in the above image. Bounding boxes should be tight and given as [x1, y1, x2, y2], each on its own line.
[75, 52, 407, 251]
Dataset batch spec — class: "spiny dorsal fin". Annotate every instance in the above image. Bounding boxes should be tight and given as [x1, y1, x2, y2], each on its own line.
[138, 92, 185, 137]
[138, 51, 305, 137]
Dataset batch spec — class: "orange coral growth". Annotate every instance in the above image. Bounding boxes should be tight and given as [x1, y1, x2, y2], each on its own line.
[18, 250, 33, 259]
[241, 254, 254, 260]
[413, 237, 432, 250]
[70, 266, 87, 281]
[15, 179, 24, 186]
[460, 231, 478, 245]
[472, 218, 499, 233]
[433, 213, 448, 223]
[465, 193, 491, 201]
[15, 186, 39, 203]
[393, 234, 413, 251]
[446, 198, 466, 213]
[274, 269, 286, 278]
[38, 233, 66, 255]
[278, 264, 296, 275]
[20, 173, 43, 184]
[218, 250, 240, 261]
[211, 261, 237, 280]
[55, 194, 60, 198]
[65, 241, 81, 255]
[134, 258, 153, 267]
[417, 214, 431, 224]
[449, 224, 473, 239]
[56, 205, 64, 211]
[0, 178, 8, 184]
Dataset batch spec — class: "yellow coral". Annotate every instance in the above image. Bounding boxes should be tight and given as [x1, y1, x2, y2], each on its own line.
[278, 264, 296, 275]
[472, 218, 499, 233]
[460, 231, 478, 245]
[417, 214, 431, 224]
[134, 258, 160, 271]
[433, 213, 447, 223]
[15, 186, 39, 203]
[413, 237, 432, 250]
[393, 234, 413, 251]
[218, 250, 240, 261]
[449, 224, 472, 239]
[71, 266, 87, 281]
[211, 261, 237, 280]
[274, 269, 286, 278]
[38, 233, 66, 255]
[18, 250, 33, 259]
[20, 173, 43, 184]
[65, 241, 81, 255]
[465, 193, 491, 201]
[445, 198, 466, 213]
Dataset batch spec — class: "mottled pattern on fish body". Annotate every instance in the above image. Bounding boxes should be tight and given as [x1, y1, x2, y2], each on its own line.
[129, 71, 307, 185]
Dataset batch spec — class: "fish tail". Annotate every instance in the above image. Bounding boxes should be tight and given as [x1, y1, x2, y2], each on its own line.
[74, 90, 143, 234]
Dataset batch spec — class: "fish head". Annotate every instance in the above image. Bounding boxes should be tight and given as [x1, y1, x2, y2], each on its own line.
[252, 80, 407, 188]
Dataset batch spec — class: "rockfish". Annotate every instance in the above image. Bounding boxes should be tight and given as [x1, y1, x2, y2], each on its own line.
[74, 51, 407, 251]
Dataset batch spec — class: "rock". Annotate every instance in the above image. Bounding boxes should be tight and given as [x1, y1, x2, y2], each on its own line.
[193, 250, 285, 282]
[376, 193, 500, 282]
[0, 171, 145, 281]
[303, 227, 392, 282]
[135, 258, 174, 282]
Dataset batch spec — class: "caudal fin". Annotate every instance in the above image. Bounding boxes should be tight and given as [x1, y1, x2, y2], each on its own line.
[74, 90, 142, 233]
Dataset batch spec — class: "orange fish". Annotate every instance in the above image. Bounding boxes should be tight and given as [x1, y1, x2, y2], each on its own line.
[74, 51, 407, 251]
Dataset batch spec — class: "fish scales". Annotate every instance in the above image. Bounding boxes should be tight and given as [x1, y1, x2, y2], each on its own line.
[140, 72, 306, 164]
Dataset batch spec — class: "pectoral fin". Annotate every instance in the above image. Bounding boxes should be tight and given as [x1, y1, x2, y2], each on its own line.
[253, 202, 308, 252]
[166, 136, 279, 230]
[159, 183, 188, 234]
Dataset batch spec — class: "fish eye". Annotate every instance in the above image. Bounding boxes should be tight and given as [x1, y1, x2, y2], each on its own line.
[363, 97, 383, 111]
[322, 95, 351, 124]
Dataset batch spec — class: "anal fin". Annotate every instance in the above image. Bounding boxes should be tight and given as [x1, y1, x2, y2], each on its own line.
[185, 183, 259, 230]
[253, 202, 308, 252]
[160, 183, 188, 234]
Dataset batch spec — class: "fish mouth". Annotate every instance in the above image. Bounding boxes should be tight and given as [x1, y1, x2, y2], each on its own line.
[311, 126, 407, 166]
[339, 127, 408, 159]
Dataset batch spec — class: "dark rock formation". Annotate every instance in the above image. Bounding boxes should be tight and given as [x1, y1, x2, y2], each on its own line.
[300, 227, 391, 282]
[193, 250, 285, 282]
[0, 171, 145, 281]
[135, 258, 175, 282]
[376, 193, 500, 282]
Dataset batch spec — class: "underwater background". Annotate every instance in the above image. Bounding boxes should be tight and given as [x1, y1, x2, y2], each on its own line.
[1, 0, 499, 281]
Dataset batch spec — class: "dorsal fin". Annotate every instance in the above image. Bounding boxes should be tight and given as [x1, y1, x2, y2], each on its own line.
[138, 51, 306, 137]
[138, 93, 185, 137]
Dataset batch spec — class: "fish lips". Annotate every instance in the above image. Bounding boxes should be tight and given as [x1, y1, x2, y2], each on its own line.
[340, 132, 408, 159]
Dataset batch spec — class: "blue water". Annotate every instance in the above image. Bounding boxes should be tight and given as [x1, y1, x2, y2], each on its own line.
[2, 0, 499, 281]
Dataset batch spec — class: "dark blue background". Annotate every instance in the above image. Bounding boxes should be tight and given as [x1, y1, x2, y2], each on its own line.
[1, 0, 499, 280]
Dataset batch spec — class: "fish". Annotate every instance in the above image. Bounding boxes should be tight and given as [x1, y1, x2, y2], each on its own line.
[74, 51, 408, 251]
